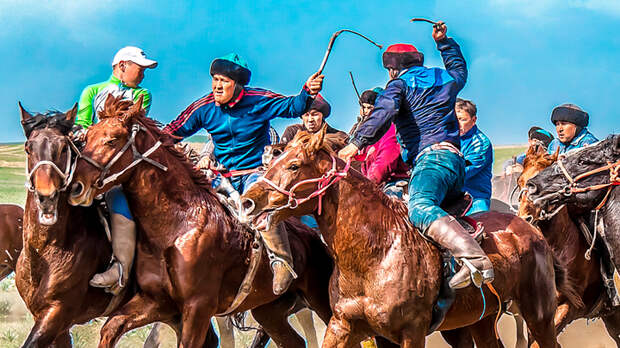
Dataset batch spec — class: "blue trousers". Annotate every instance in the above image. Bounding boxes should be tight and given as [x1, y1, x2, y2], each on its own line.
[105, 186, 133, 220]
[212, 172, 262, 194]
[468, 198, 490, 215]
[408, 149, 465, 232]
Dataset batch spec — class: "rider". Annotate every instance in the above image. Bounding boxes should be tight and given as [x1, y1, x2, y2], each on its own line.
[456, 98, 493, 214]
[75, 46, 158, 292]
[280, 94, 347, 144]
[340, 22, 494, 289]
[503, 126, 554, 171]
[163, 53, 324, 295]
[353, 88, 410, 199]
[547, 103, 598, 155]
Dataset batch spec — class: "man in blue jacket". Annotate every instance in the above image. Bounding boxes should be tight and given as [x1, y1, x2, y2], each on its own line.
[456, 98, 493, 214]
[340, 22, 493, 289]
[547, 103, 598, 155]
[164, 53, 324, 295]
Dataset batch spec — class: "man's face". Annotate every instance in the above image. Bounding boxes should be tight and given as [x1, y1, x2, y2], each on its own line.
[301, 109, 324, 133]
[119, 61, 146, 88]
[555, 121, 578, 144]
[212, 74, 236, 105]
[456, 108, 477, 135]
[360, 103, 374, 118]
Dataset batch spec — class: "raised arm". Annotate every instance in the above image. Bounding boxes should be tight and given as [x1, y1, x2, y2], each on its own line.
[433, 22, 467, 90]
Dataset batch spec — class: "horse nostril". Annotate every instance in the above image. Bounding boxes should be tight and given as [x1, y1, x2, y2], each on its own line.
[527, 182, 537, 195]
[240, 198, 256, 216]
[71, 182, 84, 197]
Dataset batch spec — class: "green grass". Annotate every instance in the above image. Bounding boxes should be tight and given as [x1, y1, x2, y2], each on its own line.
[493, 146, 527, 174]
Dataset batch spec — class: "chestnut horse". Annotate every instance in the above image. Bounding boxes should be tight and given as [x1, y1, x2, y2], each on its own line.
[240, 127, 576, 347]
[68, 95, 333, 347]
[0, 204, 23, 280]
[17, 105, 130, 348]
[520, 142, 620, 346]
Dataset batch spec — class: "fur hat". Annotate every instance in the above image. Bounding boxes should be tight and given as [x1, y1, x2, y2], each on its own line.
[382, 44, 424, 70]
[308, 94, 331, 118]
[210, 53, 251, 86]
[551, 103, 589, 128]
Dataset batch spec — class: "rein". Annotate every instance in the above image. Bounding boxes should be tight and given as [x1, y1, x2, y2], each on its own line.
[557, 157, 620, 210]
[25, 135, 79, 193]
[258, 153, 351, 215]
[78, 123, 168, 189]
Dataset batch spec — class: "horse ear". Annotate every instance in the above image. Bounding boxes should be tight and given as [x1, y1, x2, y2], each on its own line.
[99, 94, 116, 120]
[65, 103, 78, 123]
[309, 123, 328, 153]
[18, 102, 32, 123]
[614, 135, 620, 153]
[121, 95, 144, 126]
[550, 147, 560, 162]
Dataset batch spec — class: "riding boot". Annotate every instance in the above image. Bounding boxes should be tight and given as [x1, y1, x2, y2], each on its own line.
[260, 222, 296, 295]
[426, 215, 494, 289]
[90, 213, 136, 294]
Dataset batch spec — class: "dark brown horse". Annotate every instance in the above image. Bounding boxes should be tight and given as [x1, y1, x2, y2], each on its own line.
[67, 95, 333, 347]
[16, 105, 129, 348]
[0, 204, 23, 280]
[518, 143, 620, 346]
[240, 127, 576, 348]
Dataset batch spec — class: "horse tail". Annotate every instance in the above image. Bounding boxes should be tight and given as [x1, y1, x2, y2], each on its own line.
[553, 253, 584, 309]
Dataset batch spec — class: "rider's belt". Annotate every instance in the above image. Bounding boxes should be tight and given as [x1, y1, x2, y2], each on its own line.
[212, 167, 260, 178]
[415, 141, 463, 162]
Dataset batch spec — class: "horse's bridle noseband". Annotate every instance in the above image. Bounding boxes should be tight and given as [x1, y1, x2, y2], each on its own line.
[78, 123, 168, 189]
[25, 135, 80, 193]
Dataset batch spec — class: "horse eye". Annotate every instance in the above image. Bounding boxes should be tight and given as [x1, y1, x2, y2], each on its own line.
[24, 143, 31, 154]
[287, 163, 300, 171]
[105, 139, 117, 146]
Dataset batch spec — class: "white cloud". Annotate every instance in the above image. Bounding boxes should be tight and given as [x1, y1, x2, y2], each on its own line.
[569, 0, 620, 16]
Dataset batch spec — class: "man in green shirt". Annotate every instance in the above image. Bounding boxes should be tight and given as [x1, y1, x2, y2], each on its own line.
[76, 46, 157, 294]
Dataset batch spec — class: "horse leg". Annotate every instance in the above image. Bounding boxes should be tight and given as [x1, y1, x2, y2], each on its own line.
[214, 316, 235, 348]
[50, 330, 72, 348]
[469, 316, 504, 348]
[519, 301, 558, 348]
[98, 293, 169, 348]
[251, 293, 306, 348]
[177, 301, 217, 348]
[514, 314, 529, 348]
[440, 328, 474, 348]
[400, 329, 427, 348]
[296, 308, 320, 348]
[602, 309, 620, 347]
[322, 316, 367, 348]
[143, 322, 166, 348]
[22, 306, 71, 348]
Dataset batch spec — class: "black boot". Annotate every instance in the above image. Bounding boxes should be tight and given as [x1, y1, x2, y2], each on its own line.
[260, 222, 296, 295]
[426, 216, 494, 289]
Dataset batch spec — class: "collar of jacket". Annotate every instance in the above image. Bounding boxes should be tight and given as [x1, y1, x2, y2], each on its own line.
[223, 88, 245, 109]
[566, 127, 589, 146]
[461, 125, 479, 139]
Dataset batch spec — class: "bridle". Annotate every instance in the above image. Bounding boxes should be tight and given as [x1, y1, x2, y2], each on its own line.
[532, 156, 620, 212]
[258, 152, 351, 215]
[78, 123, 168, 189]
[25, 135, 80, 193]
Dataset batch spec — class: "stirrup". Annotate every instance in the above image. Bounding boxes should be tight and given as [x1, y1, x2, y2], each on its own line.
[461, 259, 494, 288]
[268, 256, 298, 279]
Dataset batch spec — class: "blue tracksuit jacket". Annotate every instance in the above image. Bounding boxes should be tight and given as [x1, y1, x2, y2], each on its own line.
[350, 37, 467, 164]
[460, 125, 493, 200]
[164, 87, 312, 170]
[547, 127, 598, 155]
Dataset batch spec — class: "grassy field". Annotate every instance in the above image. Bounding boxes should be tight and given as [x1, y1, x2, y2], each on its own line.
[1, 143, 616, 347]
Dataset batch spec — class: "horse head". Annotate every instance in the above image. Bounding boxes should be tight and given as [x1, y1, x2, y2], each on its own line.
[517, 143, 558, 221]
[527, 134, 620, 215]
[20, 102, 77, 225]
[240, 124, 345, 231]
[69, 94, 146, 207]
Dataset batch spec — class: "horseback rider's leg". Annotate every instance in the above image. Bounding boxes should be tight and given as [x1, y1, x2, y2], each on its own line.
[408, 149, 493, 289]
[90, 186, 136, 292]
[240, 172, 296, 295]
[467, 198, 490, 215]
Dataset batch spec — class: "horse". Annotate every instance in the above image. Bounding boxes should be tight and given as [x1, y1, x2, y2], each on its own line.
[517, 143, 620, 345]
[240, 126, 576, 348]
[0, 204, 23, 280]
[67, 95, 334, 347]
[16, 104, 131, 347]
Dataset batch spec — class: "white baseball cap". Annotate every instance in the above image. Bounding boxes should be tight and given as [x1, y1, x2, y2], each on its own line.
[112, 46, 158, 68]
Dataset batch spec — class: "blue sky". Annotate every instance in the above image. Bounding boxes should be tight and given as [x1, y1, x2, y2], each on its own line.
[2, 0, 619, 144]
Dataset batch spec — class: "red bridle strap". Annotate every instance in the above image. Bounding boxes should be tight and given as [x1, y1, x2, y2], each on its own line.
[258, 153, 351, 215]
